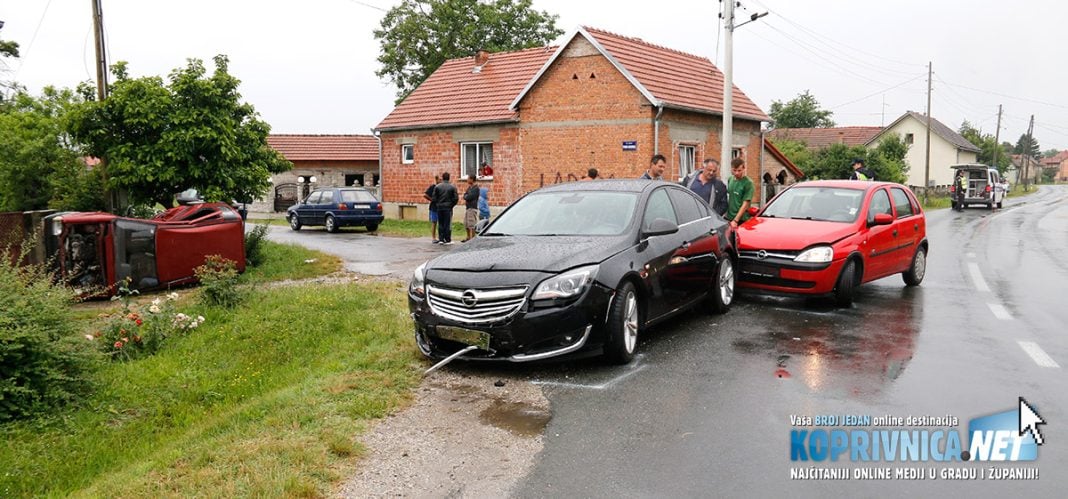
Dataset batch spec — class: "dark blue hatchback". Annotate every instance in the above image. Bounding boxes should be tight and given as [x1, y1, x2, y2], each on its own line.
[286, 187, 384, 233]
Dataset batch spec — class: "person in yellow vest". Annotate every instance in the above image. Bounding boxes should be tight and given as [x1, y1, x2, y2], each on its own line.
[848, 158, 874, 181]
[953, 169, 967, 211]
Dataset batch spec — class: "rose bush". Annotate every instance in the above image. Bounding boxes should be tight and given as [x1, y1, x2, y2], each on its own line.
[89, 288, 204, 361]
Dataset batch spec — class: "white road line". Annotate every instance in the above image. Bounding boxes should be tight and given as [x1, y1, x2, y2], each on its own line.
[532, 364, 648, 390]
[966, 252, 976, 259]
[1017, 341, 1061, 368]
[967, 262, 991, 292]
[987, 303, 1013, 321]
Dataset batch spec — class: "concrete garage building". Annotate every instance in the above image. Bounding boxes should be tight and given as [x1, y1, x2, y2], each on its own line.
[252, 134, 379, 213]
[374, 26, 776, 220]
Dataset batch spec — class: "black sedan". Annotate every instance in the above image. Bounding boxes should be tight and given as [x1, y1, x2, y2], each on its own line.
[408, 179, 736, 364]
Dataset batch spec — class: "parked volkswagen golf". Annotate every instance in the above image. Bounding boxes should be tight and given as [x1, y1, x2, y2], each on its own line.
[286, 187, 384, 233]
[408, 180, 736, 364]
[735, 180, 927, 306]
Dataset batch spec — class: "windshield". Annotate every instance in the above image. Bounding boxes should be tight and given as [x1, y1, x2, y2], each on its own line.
[486, 191, 638, 236]
[762, 186, 865, 223]
[340, 189, 377, 202]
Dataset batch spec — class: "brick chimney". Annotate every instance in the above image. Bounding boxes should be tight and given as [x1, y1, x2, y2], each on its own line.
[474, 49, 490, 67]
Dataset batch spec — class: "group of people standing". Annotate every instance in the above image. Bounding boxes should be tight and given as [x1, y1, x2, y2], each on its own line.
[644, 153, 755, 228]
[423, 173, 490, 244]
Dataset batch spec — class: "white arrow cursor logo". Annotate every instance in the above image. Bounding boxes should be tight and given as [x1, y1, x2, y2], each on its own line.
[1019, 397, 1046, 445]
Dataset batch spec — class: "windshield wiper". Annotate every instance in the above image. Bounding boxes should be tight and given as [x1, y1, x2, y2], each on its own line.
[790, 216, 813, 220]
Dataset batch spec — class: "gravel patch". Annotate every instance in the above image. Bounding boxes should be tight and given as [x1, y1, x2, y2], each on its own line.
[337, 369, 549, 498]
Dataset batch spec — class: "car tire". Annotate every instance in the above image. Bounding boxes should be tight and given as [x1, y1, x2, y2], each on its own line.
[604, 281, 639, 365]
[366, 223, 379, 232]
[288, 213, 302, 231]
[903, 246, 927, 286]
[834, 259, 858, 307]
[325, 215, 338, 233]
[708, 256, 734, 314]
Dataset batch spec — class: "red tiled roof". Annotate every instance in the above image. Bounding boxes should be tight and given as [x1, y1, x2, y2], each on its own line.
[581, 27, 769, 121]
[376, 46, 556, 131]
[767, 126, 883, 150]
[1040, 150, 1068, 165]
[267, 135, 378, 161]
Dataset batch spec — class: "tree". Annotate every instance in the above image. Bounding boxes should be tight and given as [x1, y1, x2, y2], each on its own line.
[68, 56, 291, 208]
[959, 121, 1010, 173]
[767, 90, 836, 129]
[375, 0, 562, 102]
[0, 88, 93, 212]
[1013, 133, 1040, 158]
[1, 29, 20, 100]
[1043, 148, 1060, 158]
[795, 135, 908, 184]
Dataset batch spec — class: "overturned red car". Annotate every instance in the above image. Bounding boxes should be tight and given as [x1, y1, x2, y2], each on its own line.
[43, 202, 246, 296]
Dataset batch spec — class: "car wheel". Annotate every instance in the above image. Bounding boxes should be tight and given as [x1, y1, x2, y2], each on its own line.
[708, 256, 734, 314]
[288, 213, 302, 231]
[996, 200, 1003, 209]
[987, 202, 993, 209]
[366, 223, 379, 232]
[604, 281, 639, 364]
[903, 246, 927, 286]
[325, 215, 338, 233]
[834, 259, 858, 307]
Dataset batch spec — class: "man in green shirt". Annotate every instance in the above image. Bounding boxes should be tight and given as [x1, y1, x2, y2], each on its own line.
[726, 157, 754, 228]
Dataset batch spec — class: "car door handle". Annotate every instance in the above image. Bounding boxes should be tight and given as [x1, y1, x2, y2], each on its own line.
[914, 224, 919, 231]
[892, 229, 898, 237]
[681, 241, 691, 250]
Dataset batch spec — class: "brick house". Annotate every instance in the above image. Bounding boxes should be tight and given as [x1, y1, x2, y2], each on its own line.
[374, 26, 774, 220]
[1040, 150, 1068, 182]
[253, 134, 379, 212]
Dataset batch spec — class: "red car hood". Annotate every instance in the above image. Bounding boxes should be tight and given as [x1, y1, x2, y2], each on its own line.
[736, 216, 858, 250]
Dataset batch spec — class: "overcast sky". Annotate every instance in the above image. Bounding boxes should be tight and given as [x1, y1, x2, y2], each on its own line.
[3, 0, 1066, 150]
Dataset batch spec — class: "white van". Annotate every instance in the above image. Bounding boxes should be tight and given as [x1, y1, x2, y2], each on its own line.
[950, 164, 1006, 209]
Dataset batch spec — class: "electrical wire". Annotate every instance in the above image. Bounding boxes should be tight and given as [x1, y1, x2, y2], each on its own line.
[341, 0, 388, 12]
[937, 78, 1068, 111]
[757, 22, 891, 87]
[828, 73, 926, 109]
[12, 0, 56, 81]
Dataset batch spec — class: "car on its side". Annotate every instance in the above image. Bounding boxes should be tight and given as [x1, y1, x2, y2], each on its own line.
[735, 180, 927, 306]
[408, 180, 736, 364]
[950, 163, 1006, 210]
[286, 187, 384, 233]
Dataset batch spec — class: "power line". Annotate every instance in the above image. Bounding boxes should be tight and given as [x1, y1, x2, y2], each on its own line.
[758, 22, 891, 87]
[341, 0, 388, 12]
[828, 73, 926, 109]
[937, 78, 1068, 111]
[13, 0, 56, 81]
[761, 19, 920, 80]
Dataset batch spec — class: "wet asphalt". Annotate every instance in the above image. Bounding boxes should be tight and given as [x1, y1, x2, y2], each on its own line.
[264, 187, 1068, 497]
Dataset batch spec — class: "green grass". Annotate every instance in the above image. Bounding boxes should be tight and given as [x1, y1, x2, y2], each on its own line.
[0, 281, 423, 497]
[241, 240, 341, 284]
[253, 215, 464, 239]
[1007, 186, 1038, 199]
[921, 195, 953, 211]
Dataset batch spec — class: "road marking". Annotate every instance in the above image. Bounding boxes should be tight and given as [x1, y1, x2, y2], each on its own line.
[532, 364, 648, 390]
[987, 303, 1013, 321]
[1017, 341, 1061, 368]
[966, 252, 976, 259]
[967, 262, 991, 292]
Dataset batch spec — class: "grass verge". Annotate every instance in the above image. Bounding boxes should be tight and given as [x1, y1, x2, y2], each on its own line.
[0, 281, 422, 497]
[241, 240, 341, 284]
[253, 216, 464, 239]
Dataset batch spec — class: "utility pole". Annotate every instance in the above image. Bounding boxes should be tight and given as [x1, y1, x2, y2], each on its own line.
[1023, 115, 1035, 191]
[719, 1, 767, 181]
[923, 62, 932, 203]
[91, 0, 108, 101]
[993, 104, 1002, 168]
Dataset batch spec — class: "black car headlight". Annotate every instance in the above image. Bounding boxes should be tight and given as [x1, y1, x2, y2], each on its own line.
[409, 262, 427, 297]
[532, 265, 598, 301]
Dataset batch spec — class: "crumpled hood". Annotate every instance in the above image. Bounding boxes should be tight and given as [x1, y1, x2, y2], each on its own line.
[428, 235, 631, 273]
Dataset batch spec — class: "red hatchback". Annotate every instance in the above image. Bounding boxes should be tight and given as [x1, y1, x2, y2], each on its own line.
[735, 180, 927, 306]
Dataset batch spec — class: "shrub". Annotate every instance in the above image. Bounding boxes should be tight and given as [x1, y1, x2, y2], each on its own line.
[195, 255, 242, 308]
[0, 247, 95, 421]
[244, 223, 270, 267]
[90, 285, 204, 361]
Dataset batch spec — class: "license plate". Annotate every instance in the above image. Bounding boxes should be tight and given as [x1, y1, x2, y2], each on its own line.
[742, 263, 779, 278]
[436, 326, 491, 350]
[354, 204, 371, 209]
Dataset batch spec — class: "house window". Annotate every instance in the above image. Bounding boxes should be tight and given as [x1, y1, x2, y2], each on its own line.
[401, 144, 414, 164]
[461, 142, 493, 180]
[732, 148, 744, 160]
[905, 133, 914, 145]
[678, 145, 696, 181]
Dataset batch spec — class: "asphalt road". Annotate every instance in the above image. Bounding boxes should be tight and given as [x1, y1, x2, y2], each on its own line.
[264, 187, 1068, 497]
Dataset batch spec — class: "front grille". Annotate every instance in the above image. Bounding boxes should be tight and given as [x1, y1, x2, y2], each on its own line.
[739, 249, 799, 260]
[426, 284, 528, 324]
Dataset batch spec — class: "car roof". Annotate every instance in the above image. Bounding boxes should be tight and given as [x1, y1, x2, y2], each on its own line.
[950, 163, 995, 170]
[788, 179, 904, 191]
[533, 179, 670, 194]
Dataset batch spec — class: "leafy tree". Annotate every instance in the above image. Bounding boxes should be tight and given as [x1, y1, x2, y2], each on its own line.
[796, 135, 908, 184]
[375, 0, 562, 102]
[768, 90, 836, 129]
[68, 56, 291, 208]
[958, 121, 1010, 174]
[1, 29, 20, 100]
[1013, 133, 1040, 158]
[0, 88, 93, 211]
[1042, 148, 1060, 158]
[769, 138, 813, 173]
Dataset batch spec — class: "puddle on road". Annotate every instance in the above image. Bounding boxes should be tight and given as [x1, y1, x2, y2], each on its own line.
[479, 400, 552, 438]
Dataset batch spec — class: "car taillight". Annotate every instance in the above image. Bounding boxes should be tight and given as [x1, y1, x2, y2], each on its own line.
[375, 203, 383, 212]
[337, 203, 347, 210]
[984, 185, 991, 193]
[949, 185, 956, 193]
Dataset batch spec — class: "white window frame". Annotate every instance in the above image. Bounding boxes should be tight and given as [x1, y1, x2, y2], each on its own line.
[401, 144, 414, 164]
[461, 142, 494, 180]
[678, 144, 696, 182]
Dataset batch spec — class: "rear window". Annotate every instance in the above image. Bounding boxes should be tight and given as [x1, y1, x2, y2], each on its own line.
[890, 188, 914, 218]
[340, 190, 378, 203]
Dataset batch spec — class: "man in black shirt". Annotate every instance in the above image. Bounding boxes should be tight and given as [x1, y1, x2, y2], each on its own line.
[462, 175, 480, 242]
[423, 174, 440, 242]
[431, 172, 459, 244]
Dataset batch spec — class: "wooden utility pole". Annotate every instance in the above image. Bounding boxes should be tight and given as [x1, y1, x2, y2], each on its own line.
[1023, 115, 1035, 191]
[91, 0, 108, 101]
[923, 62, 932, 202]
[993, 104, 1002, 168]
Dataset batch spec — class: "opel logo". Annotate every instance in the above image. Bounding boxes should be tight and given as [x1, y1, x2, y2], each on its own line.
[461, 290, 478, 308]
[757, 250, 768, 260]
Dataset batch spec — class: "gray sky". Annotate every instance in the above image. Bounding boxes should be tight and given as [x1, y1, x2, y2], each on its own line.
[3, 0, 1066, 150]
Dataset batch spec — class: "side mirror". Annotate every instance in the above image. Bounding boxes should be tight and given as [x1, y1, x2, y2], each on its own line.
[747, 206, 759, 217]
[870, 213, 894, 226]
[475, 218, 490, 234]
[643, 218, 679, 238]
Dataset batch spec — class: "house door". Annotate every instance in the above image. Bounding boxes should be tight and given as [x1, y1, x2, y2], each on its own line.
[274, 183, 298, 212]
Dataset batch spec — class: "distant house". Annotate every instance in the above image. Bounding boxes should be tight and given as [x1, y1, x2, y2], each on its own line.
[766, 126, 882, 151]
[374, 26, 775, 219]
[866, 111, 980, 187]
[254, 135, 379, 212]
[1040, 150, 1068, 182]
[1008, 154, 1041, 186]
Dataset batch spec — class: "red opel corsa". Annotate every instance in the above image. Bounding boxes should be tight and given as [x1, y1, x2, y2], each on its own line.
[735, 180, 927, 306]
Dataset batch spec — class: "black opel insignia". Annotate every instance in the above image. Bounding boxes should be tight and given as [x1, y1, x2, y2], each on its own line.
[408, 179, 736, 364]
